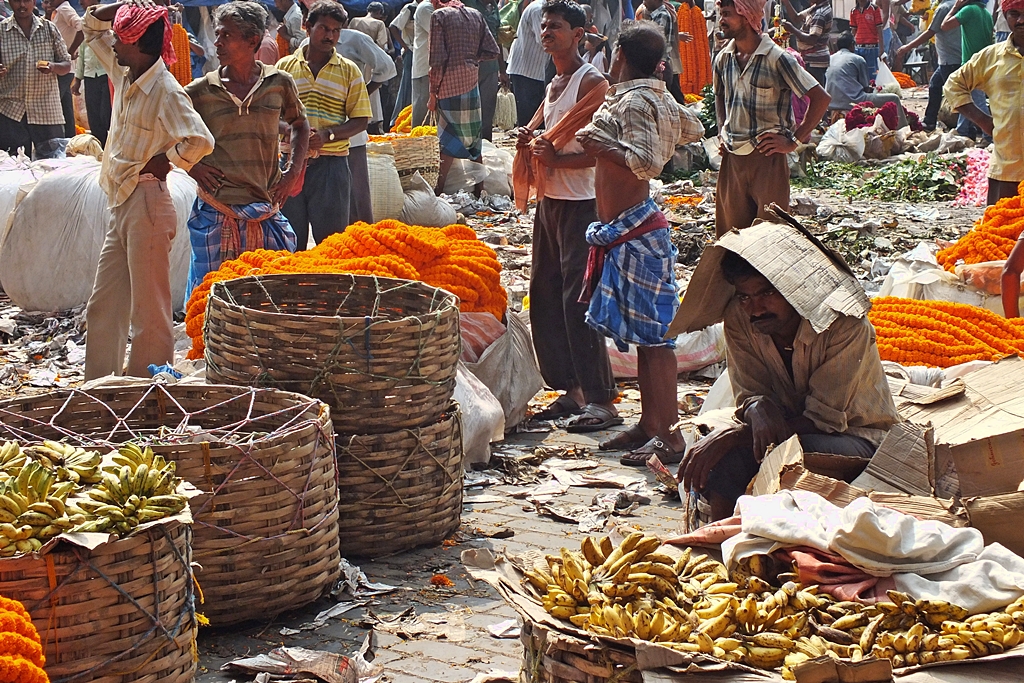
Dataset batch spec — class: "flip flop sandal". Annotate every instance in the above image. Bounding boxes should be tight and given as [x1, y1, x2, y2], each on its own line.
[620, 436, 686, 467]
[565, 403, 624, 433]
[530, 395, 582, 421]
[598, 425, 650, 451]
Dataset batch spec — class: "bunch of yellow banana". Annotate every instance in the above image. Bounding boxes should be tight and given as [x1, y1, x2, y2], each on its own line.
[0, 441, 27, 475]
[0, 461, 77, 556]
[1006, 596, 1024, 626]
[66, 443, 186, 536]
[23, 440, 103, 484]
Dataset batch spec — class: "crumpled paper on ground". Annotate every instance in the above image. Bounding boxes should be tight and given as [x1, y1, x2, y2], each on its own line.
[332, 559, 398, 600]
[223, 632, 380, 683]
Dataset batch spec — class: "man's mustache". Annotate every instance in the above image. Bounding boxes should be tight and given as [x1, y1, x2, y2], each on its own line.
[750, 313, 776, 323]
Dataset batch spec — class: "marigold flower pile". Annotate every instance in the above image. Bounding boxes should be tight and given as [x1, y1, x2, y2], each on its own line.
[938, 181, 1024, 270]
[391, 105, 413, 133]
[368, 127, 437, 143]
[868, 297, 1024, 367]
[185, 220, 506, 358]
[677, 3, 713, 95]
[0, 596, 47, 683]
[891, 71, 917, 89]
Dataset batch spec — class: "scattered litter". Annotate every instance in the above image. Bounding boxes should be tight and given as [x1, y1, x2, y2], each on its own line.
[331, 559, 398, 600]
[362, 606, 470, 641]
[486, 619, 521, 639]
[279, 601, 368, 635]
[223, 633, 380, 683]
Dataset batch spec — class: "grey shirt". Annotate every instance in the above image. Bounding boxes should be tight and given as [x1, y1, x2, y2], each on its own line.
[824, 48, 870, 111]
[929, 1, 962, 66]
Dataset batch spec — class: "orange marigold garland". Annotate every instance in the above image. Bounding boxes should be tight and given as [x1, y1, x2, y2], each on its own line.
[184, 220, 507, 358]
[169, 24, 193, 87]
[868, 296, 1024, 367]
[0, 596, 48, 683]
[937, 181, 1024, 271]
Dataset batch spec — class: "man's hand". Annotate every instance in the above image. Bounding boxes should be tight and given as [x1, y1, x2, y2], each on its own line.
[188, 161, 225, 193]
[71, 77, 81, 95]
[746, 398, 794, 462]
[781, 20, 797, 32]
[515, 126, 534, 148]
[532, 138, 556, 165]
[140, 153, 172, 181]
[677, 425, 746, 492]
[678, 31, 693, 42]
[896, 44, 910, 59]
[756, 133, 798, 156]
[308, 128, 327, 152]
[36, 62, 54, 75]
[498, 70, 510, 89]
[271, 166, 302, 205]
[0, 64, 7, 78]
[427, 92, 437, 111]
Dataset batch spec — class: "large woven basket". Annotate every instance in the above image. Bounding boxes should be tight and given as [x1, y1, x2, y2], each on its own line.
[204, 273, 461, 435]
[3, 519, 195, 683]
[522, 620, 642, 683]
[392, 135, 439, 189]
[336, 404, 463, 557]
[0, 384, 341, 626]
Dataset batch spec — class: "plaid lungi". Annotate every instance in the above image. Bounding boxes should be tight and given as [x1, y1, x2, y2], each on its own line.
[436, 86, 483, 161]
[185, 196, 297, 305]
[584, 197, 679, 351]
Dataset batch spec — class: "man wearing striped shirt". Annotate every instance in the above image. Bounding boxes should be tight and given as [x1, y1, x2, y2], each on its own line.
[81, 0, 213, 380]
[183, 1, 309, 296]
[278, 0, 371, 246]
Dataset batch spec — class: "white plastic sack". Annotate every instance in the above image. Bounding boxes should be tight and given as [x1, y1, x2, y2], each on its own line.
[816, 120, 866, 163]
[464, 311, 544, 429]
[607, 323, 727, 379]
[494, 87, 516, 131]
[481, 140, 513, 197]
[875, 60, 902, 96]
[0, 160, 194, 312]
[698, 368, 735, 414]
[453, 362, 505, 466]
[443, 159, 489, 194]
[366, 143, 404, 220]
[400, 172, 457, 227]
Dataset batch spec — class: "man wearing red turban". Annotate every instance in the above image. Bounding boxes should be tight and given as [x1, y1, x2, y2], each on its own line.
[945, 0, 1024, 205]
[81, 0, 214, 380]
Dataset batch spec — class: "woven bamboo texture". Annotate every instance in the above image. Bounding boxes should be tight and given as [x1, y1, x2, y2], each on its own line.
[521, 620, 642, 683]
[392, 135, 439, 189]
[0, 383, 341, 626]
[336, 404, 463, 557]
[204, 273, 461, 435]
[1, 519, 195, 683]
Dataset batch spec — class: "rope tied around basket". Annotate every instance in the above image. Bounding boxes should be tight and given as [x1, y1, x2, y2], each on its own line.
[336, 415, 460, 508]
[24, 523, 195, 683]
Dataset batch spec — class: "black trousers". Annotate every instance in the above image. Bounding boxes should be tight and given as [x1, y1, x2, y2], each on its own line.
[282, 154, 351, 249]
[529, 197, 617, 404]
[511, 74, 545, 127]
[924, 63, 958, 130]
[84, 74, 112, 146]
[58, 72, 76, 139]
[0, 114, 63, 157]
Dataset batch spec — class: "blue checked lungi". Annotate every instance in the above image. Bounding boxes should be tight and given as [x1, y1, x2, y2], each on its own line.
[185, 196, 297, 305]
[584, 198, 678, 351]
[437, 86, 483, 161]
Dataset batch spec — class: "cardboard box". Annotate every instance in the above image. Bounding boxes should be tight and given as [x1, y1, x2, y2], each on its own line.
[896, 356, 1024, 555]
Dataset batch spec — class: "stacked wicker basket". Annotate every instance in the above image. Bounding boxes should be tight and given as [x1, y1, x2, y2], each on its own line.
[204, 273, 465, 558]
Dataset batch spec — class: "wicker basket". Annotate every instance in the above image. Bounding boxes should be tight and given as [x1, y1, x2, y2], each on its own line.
[521, 620, 642, 683]
[392, 135, 439, 190]
[204, 273, 461, 435]
[0, 384, 341, 626]
[336, 404, 463, 557]
[3, 519, 195, 683]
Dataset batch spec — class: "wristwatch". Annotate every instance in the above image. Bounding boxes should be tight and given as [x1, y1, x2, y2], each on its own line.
[328, 130, 336, 142]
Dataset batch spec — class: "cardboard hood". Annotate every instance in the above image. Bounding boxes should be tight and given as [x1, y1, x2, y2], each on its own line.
[667, 214, 871, 337]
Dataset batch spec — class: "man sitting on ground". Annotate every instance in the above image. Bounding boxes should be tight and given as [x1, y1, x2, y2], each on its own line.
[677, 245, 899, 521]
[825, 31, 907, 127]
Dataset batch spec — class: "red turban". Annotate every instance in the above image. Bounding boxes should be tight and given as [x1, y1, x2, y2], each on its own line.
[1003, 0, 1024, 14]
[718, 0, 767, 33]
[113, 4, 177, 66]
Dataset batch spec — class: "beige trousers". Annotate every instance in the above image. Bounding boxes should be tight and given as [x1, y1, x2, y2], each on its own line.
[84, 177, 176, 380]
[714, 149, 790, 238]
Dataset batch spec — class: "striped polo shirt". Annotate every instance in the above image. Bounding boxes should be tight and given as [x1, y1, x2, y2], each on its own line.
[276, 47, 372, 156]
[184, 63, 305, 205]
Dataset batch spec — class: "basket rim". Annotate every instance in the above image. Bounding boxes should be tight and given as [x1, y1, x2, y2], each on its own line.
[0, 382, 332, 450]
[209, 273, 460, 324]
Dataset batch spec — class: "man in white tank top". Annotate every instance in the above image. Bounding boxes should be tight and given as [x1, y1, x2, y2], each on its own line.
[519, 0, 620, 431]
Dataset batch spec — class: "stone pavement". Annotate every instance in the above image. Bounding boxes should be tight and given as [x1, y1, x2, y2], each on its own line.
[197, 383, 711, 683]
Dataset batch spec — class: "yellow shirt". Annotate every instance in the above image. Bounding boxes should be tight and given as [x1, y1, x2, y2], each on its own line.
[944, 38, 1024, 182]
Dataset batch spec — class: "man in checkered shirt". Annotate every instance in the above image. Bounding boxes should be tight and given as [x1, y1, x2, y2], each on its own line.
[0, 0, 73, 157]
[712, 0, 829, 238]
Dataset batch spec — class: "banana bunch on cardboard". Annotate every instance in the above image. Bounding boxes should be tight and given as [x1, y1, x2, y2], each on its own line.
[522, 534, 1024, 675]
[22, 440, 103, 484]
[0, 460, 77, 556]
[67, 443, 187, 537]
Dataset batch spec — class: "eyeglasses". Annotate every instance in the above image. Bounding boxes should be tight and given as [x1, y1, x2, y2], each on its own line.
[734, 287, 779, 304]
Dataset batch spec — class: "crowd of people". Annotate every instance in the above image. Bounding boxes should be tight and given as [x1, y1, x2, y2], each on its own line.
[1, 0, 1024, 514]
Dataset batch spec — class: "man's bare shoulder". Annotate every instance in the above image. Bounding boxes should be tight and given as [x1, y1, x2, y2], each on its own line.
[576, 68, 609, 102]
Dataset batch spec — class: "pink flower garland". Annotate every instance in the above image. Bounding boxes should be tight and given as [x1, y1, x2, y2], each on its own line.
[954, 149, 990, 207]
